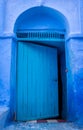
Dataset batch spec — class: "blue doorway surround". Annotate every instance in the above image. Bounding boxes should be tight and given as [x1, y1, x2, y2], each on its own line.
[12, 6, 68, 121]
[15, 29, 66, 121]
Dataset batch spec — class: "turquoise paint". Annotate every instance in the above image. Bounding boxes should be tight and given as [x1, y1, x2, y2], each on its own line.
[16, 42, 58, 121]
[12, 6, 67, 121]
[10, 39, 17, 120]
[0, 0, 83, 127]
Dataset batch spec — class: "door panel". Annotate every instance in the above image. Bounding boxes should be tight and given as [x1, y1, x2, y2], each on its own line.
[16, 42, 58, 121]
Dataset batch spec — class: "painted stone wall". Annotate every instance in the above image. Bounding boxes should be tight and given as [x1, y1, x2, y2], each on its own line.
[0, 38, 11, 106]
[66, 37, 83, 124]
[0, 0, 5, 33]
[3, 0, 80, 34]
[0, 0, 83, 124]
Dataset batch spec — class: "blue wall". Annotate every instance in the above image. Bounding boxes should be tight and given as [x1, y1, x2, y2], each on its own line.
[0, 38, 11, 106]
[0, 0, 83, 126]
[66, 37, 83, 124]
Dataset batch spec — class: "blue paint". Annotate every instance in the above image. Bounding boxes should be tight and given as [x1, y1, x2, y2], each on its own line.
[14, 6, 67, 32]
[16, 30, 65, 43]
[0, 39, 11, 106]
[10, 39, 17, 120]
[0, 0, 83, 127]
[13, 6, 67, 121]
[66, 38, 83, 125]
[17, 42, 58, 121]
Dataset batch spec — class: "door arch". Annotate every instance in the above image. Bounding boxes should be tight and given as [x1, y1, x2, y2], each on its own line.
[11, 6, 69, 121]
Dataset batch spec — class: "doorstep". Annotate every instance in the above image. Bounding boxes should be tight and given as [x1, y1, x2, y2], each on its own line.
[24, 119, 66, 123]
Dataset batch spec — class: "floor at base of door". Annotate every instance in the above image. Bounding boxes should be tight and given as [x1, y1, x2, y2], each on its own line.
[3, 121, 83, 130]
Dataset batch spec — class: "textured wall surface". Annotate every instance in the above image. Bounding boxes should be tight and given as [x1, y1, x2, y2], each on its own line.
[0, 0, 83, 125]
[0, 39, 11, 106]
[3, 0, 81, 34]
[80, 0, 83, 33]
[66, 38, 83, 124]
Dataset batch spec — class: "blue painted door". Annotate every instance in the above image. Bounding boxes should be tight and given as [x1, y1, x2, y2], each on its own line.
[16, 42, 58, 121]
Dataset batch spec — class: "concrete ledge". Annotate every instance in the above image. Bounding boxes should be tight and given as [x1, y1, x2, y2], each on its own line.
[0, 106, 9, 130]
[66, 33, 83, 41]
[0, 33, 15, 39]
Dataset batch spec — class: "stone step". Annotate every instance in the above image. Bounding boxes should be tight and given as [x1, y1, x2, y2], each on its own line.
[0, 106, 9, 130]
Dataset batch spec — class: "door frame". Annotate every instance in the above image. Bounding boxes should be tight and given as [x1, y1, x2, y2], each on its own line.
[11, 29, 67, 120]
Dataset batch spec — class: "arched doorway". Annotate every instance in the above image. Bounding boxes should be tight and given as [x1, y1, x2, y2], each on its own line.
[13, 6, 68, 121]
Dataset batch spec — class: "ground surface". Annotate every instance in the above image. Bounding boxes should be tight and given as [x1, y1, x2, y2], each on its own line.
[3, 121, 83, 130]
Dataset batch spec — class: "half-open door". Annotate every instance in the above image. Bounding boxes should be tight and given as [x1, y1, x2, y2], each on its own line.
[16, 42, 58, 121]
